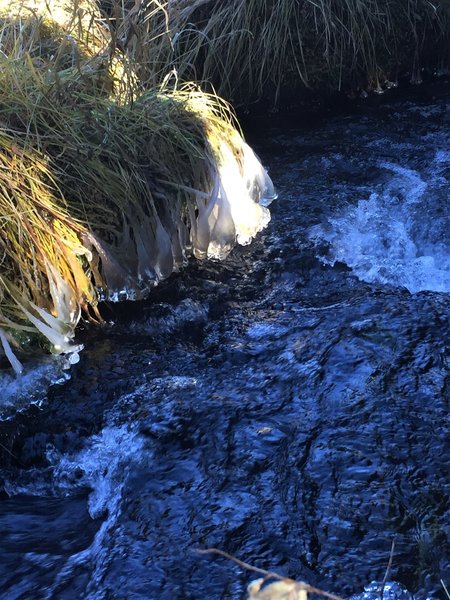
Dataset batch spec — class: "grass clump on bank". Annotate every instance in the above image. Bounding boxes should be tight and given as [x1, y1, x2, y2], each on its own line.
[0, 2, 275, 372]
[112, 0, 450, 106]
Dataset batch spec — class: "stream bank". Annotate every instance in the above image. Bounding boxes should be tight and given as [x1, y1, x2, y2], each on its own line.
[0, 81, 449, 600]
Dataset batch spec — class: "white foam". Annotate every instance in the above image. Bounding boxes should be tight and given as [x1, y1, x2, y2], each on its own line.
[0, 356, 71, 418]
[37, 421, 146, 598]
[310, 162, 450, 293]
[51, 424, 145, 517]
[2, 383, 151, 596]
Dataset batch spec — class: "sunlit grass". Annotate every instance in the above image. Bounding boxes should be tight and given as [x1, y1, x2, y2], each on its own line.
[0, 2, 275, 372]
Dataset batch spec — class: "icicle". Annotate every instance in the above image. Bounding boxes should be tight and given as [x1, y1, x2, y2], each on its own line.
[29, 302, 72, 336]
[45, 260, 80, 327]
[133, 223, 158, 286]
[19, 305, 82, 354]
[169, 219, 186, 269]
[189, 167, 219, 259]
[154, 216, 174, 279]
[154, 197, 187, 269]
[241, 142, 278, 207]
[0, 328, 23, 375]
[82, 231, 138, 301]
[193, 191, 217, 259]
[215, 140, 271, 246]
[207, 185, 236, 259]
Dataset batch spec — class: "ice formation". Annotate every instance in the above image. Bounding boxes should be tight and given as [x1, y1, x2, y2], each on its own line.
[0, 138, 276, 372]
[84, 139, 276, 297]
[191, 141, 276, 260]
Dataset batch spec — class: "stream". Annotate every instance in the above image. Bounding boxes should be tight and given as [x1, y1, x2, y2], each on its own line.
[0, 82, 449, 600]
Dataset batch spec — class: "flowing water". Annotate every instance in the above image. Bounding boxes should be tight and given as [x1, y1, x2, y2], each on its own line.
[0, 83, 449, 600]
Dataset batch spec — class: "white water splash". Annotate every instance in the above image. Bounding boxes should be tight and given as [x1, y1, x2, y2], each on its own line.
[310, 162, 450, 293]
[43, 422, 146, 599]
[349, 581, 414, 600]
[1, 383, 151, 597]
[0, 356, 71, 417]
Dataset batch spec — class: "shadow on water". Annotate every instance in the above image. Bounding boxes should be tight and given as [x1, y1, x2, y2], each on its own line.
[0, 80, 449, 599]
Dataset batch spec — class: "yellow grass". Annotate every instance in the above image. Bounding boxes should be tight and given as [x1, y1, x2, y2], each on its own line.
[0, 2, 276, 372]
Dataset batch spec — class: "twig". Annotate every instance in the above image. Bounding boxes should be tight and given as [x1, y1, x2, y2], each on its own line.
[194, 547, 343, 600]
[195, 547, 284, 580]
[0, 441, 25, 467]
[379, 537, 396, 600]
[441, 579, 450, 600]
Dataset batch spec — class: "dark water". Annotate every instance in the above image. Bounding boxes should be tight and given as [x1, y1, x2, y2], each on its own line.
[0, 83, 449, 599]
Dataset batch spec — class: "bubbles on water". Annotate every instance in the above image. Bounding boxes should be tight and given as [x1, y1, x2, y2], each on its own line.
[350, 581, 414, 600]
[147, 375, 197, 390]
[66, 351, 81, 365]
[434, 149, 450, 165]
[130, 298, 209, 336]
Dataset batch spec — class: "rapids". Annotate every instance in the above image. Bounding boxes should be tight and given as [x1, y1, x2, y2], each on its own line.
[0, 81, 449, 599]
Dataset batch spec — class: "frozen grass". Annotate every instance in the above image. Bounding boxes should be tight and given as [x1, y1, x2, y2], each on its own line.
[0, 2, 275, 371]
[110, 0, 450, 105]
[6, 0, 446, 370]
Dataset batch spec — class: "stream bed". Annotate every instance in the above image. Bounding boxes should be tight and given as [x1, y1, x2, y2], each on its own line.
[0, 82, 449, 599]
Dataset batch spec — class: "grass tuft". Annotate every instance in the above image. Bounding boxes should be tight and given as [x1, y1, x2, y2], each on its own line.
[0, 1, 275, 371]
[109, 0, 450, 106]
